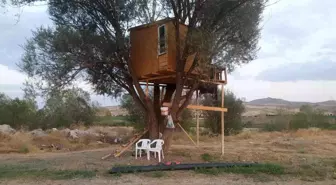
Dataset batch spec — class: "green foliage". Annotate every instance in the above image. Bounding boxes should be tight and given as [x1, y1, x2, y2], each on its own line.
[202, 90, 245, 135]
[194, 163, 285, 176]
[180, 109, 193, 132]
[262, 122, 287, 132]
[289, 112, 332, 130]
[201, 153, 217, 162]
[146, 171, 165, 178]
[39, 88, 98, 129]
[262, 115, 289, 132]
[0, 88, 97, 130]
[261, 109, 335, 132]
[0, 93, 37, 130]
[94, 116, 131, 126]
[120, 94, 146, 131]
[300, 104, 314, 114]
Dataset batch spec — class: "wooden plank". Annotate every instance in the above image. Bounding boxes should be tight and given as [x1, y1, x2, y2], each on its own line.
[196, 90, 199, 146]
[162, 103, 228, 112]
[177, 122, 197, 146]
[140, 74, 175, 81]
[114, 129, 148, 157]
[101, 129, 148, 159]
[224, 68, 228, 85]
[221, 84, 225, 156]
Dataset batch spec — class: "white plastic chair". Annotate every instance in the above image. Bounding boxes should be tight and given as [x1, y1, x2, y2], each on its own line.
[147, 139, 164, 162]
[135, 139, 151, 159]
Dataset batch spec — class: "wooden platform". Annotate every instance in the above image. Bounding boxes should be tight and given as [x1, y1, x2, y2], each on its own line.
[139, 69, 227, 85]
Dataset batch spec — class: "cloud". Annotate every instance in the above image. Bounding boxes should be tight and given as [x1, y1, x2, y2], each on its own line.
[235, 0, 336, 75]
[226, 75, 336, 102]
[0, 5, 51, 69]
[256, 61, 336, 82]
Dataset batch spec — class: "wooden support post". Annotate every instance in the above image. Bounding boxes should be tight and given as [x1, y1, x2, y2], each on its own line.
[221, 84, 225, 156]
[196, 90, 199, 146]
[145, 81, 149, 97]
[177, 122, 197, 146]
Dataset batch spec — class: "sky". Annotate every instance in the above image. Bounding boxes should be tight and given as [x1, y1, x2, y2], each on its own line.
[0, 0, 336, 105]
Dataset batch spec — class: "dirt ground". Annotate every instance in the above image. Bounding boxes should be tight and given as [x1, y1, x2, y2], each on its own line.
[1, 128, 336, 184]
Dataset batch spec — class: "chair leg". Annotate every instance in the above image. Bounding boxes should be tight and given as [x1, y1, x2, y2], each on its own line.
[147, 150, 150, 160]
[158, 151, 161, 162]
[154, 152, 156, 158]
[140, 149, 142, 157]
[162, 150, 164, 159]
[135, 148, 137, 159]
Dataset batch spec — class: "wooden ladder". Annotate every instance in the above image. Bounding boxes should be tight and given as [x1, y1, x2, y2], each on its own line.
[101, 129, 148, 160]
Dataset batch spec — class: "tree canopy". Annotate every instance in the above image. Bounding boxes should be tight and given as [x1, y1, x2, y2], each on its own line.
[18, 0, 267, 139]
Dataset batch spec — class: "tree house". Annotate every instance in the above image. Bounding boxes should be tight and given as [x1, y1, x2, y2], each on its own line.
[129, 18, 227, 85]
[129, 19, 227, 156]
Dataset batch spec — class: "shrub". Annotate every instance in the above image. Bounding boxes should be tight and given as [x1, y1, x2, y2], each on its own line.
[120, 94, 194, 132]
[0, 88, 97, 130]
[262, 115, 289, 132]
[202, 90, 245, 135]
[289, 112, 332, 130]
[120, 94, 146, 131]
[180, 109, 193, 132]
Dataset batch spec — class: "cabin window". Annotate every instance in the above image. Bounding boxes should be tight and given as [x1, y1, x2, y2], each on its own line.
[158, 24, 166, 55]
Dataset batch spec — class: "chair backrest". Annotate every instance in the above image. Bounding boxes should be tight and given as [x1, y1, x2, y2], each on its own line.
[136, 139, 151, 148]
[149, 139, 164, 149]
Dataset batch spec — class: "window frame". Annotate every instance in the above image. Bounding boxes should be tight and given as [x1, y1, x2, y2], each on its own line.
[158, 24, 167, 55]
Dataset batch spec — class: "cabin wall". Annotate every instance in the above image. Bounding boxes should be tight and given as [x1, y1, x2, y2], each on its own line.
[130, 25, 159, 77]
[167, 23, 190, 72]
[130, 20, 195, 78]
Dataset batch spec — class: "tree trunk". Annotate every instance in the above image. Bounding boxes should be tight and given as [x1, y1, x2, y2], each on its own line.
[162, 127, 174, 152]
[147, 110, 159, 140]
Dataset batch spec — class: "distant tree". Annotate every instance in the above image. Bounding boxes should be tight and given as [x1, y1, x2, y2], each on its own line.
[0, 93, 37, 129]
[202, 89, 245, 135]
[120, 94, 146, 131]
[39, 87, 98, 129]
[300, 104, 313, 114]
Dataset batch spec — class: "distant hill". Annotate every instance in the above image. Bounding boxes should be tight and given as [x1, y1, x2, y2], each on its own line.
[247, 97, 336, 108]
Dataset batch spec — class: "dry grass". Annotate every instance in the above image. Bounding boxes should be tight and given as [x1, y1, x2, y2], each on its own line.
[0, 126, 134, 154]
[2, 128, 336, 183]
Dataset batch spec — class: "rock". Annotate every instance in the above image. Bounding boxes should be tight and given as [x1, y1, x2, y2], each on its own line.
[60, 128, 71, 136]
[68, 129, 79, 139]
[0, 124, 16, 134]
[67, 129, 99, 139]
[30, 129, 47, 137]
[52, 128, 58, 131]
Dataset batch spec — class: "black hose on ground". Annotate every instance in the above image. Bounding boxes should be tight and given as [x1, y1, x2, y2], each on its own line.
[110, 162, 259, 174]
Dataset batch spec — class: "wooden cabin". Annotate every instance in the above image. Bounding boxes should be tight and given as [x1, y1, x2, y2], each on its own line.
[129, 18, 226, 85]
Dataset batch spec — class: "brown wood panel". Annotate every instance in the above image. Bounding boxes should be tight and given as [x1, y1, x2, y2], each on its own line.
[167, 22, 188, 71]
[130, 24, 159, 77]
[130, 19, 200, 79]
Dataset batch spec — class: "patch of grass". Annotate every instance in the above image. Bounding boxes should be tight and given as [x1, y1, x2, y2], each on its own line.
[298, 148, 306, 154]
[201, 153, 215, 162]
[195, 163, 285, 176]
[147, 171, 166, 178]
[19, 145, 30, 154]
[298, 163, 329, 181]
[94, 115, 131, 126]
[0, 164, 96, 180]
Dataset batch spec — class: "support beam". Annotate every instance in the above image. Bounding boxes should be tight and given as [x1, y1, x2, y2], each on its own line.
[140, 74, 176, 82]
[177, 122, 197, 146]
[196, 90, 199, 146]
[221, 84, 225, 156]
[162, 103, 227, 112]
